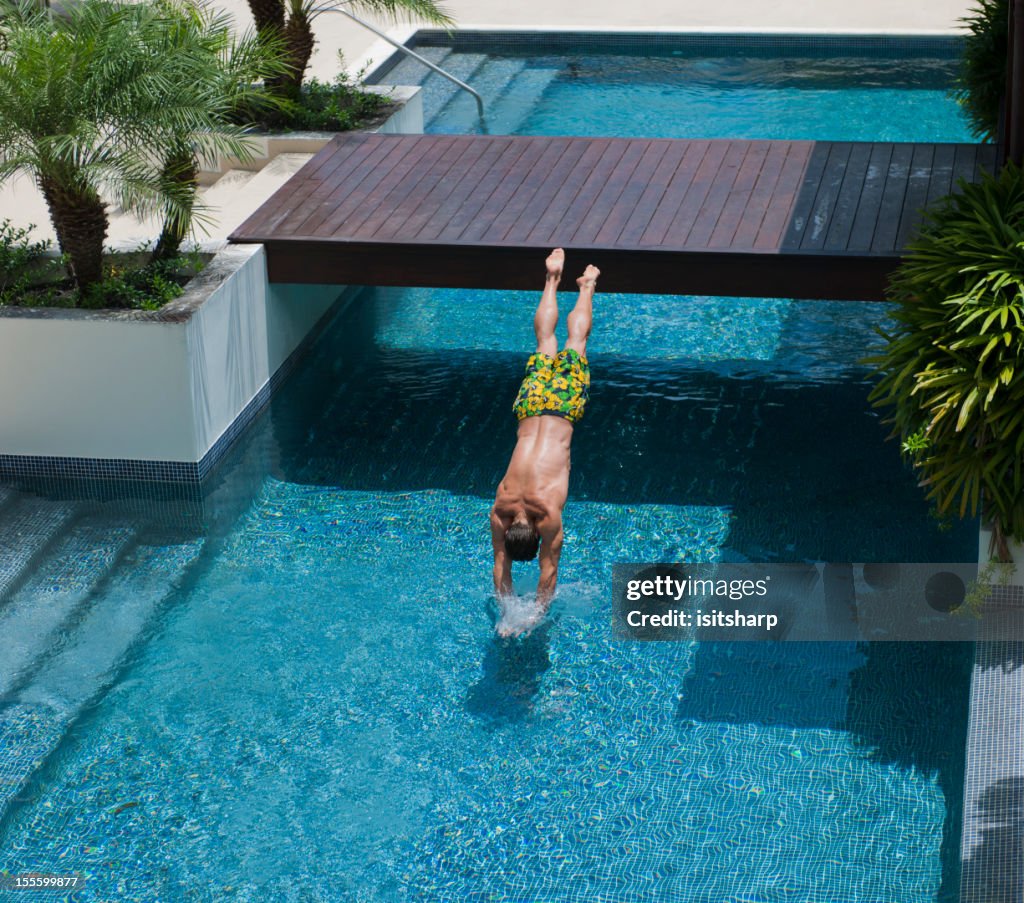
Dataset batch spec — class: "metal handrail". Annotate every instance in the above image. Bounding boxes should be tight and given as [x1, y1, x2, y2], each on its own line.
[313, 3, 486, 123]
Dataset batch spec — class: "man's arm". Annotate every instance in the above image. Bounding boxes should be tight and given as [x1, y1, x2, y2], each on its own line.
[490, 509, 512, 596]
[536, 513, 563, 610]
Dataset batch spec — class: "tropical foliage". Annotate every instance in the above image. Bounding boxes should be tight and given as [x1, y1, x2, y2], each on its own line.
[236, 64, 389, 132]
[147, 2, 286, 260]
[0, 0, 278, 296]
[954, 0, 1008, 141]
[0, 220, 50, 305]
[246, 0, 453, 99]
[866, 163, 1024, 561]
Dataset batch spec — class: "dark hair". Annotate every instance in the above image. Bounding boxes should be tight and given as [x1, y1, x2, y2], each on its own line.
[504, 521, 540, 561]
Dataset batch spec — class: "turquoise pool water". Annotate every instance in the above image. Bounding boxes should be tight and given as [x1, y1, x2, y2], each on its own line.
[0, 38, 978, 902]
[375, 39, 974, 141]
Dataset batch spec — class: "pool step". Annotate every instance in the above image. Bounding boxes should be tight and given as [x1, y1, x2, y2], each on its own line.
[0, 519, 138, 700]
[0, 538, 204, 830]
[201, 154, 315, 241]
[0, 486, 19, 515]
[196, 167, 258, 210]
[485, 65, 561, 135]
[414, 53, 489, 130]
[0, 494, 77, 601]
[430, 58, 526, 133]
[378, 45, 452, 89]
[380, 46, 462, 127]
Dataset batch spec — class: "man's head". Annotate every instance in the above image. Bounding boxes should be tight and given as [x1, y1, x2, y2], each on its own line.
[504, 515, 540, 561]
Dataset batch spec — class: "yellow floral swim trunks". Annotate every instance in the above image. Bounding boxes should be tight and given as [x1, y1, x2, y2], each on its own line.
[512, 348, 590, 425]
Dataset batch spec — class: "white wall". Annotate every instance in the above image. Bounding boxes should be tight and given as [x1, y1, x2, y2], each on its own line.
[0, 314, 196, 461]
[0, 246, 343, 463]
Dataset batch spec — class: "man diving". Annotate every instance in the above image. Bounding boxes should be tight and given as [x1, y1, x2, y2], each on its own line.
[490, 248, 599, 637]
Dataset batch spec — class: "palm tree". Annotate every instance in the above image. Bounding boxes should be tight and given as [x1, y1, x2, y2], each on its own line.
[249, 0, 454, 97]
[147, 1, 286, 260]
[0, 0, 278, 293]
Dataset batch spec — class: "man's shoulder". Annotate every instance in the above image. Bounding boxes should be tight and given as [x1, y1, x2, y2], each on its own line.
[530, 499, 563, 536]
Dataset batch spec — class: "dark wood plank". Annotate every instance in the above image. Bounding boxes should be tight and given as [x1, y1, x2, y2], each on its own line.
[382, 138, 497, 241]
[824, 143, 873, 252]
[294, 134, 418, 236]
[594, 140, 671, 247]
[529, 139, 630, 246]
[779, 142, 832, 250]
[435, 139, 539, 241]
[415, 138, 519, 241]
[895, 143, 936, 249]
[250, 134, 383, 236]
[614, 140, 695, 245]
[630, 140, 712, 246]
[975, 143, 999, 179]
[253, 134, 376, 233]
[336, 135, 477, 239]
[924, 143, 957, 211]
[755, 141, 813, 250]
[730, 141, 789, 249]
[570, 139, 652, 245]
[364, 137, 481, 241]
[502, 138, 604, 243]
[950, 143, 979, 196]
[869, 143, 915, 253]
[800, 142, 853, 250]
[638, 141, 729, 246]
[469, 138, 574, 243]
[682, 141, 753, 248]
[846, 143, 893, 253]
[707, 142, 770, 249]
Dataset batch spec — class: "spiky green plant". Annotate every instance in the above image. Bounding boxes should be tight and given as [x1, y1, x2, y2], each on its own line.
[146, 0, 287, 260]
[0, 0, 279, 293]
[866, 163, 1024, 562]
[954, 0, 1009, 141]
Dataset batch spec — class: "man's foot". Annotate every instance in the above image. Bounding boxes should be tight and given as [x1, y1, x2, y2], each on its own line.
[576, 264, 599, 291]
[546, 248, 564, 280]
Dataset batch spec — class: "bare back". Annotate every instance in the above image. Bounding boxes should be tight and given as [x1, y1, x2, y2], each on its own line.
[493, 416, 573, 525]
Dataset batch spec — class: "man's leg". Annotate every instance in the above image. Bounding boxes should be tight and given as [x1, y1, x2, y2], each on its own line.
[534, 248, 563, 357]
[564, 264, 600, 357]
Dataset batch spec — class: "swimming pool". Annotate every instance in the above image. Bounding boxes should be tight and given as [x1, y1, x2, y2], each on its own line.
[0, 34, 977, 902]
[371, 33, 974, 142]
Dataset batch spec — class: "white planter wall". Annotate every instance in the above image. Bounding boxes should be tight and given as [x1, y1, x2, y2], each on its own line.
[0, 313, 194, 461]
[0, 245, 344, 465]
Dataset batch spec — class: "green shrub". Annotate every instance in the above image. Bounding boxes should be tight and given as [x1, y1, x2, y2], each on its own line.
[79, 252, 204, 310]
[234, 61, 391, 132]
[954, 0, 1008, 141]
[0, 220, 52, 304]
[866, 163, 1024, 561]
[0, 233, 203, 310]
[277, 74, 390, 130]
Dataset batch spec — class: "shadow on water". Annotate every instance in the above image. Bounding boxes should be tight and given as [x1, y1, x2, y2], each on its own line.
[845, 641, 974, 903]
[674, 641, 973, 900]
[268, 290, 972, 564]
[959, 642, 1024, 902]
[465, 606, 554, 723]
[973, 640, 1024, 673]
[960, 776, 1024, 903]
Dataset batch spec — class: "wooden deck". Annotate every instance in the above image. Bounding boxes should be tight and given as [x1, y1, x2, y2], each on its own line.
[229, 133, 996, 300]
